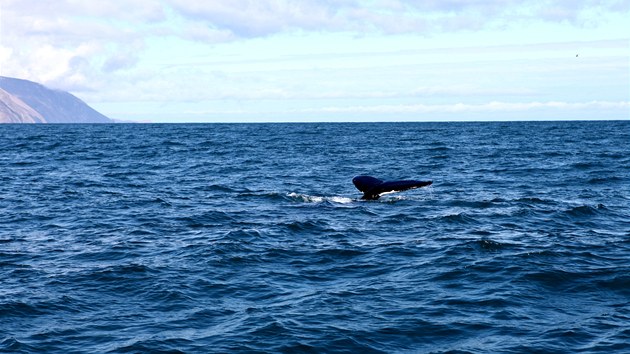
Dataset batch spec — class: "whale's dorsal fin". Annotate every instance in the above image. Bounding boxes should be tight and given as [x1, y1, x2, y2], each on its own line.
[352, 175, 432, 200]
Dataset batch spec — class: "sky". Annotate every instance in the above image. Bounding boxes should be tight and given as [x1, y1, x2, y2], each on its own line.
[1, 0, 629, 122]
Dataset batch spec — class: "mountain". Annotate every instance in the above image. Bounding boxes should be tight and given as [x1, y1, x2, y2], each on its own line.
[0, 76, 113, 123]
[0, 88, 46, 123]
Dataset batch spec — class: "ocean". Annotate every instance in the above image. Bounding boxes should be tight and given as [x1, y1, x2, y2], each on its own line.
[1, 121, 629, 353]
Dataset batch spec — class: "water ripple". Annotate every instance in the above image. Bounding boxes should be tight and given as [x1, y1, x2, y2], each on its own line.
[1, 121, 629, 353]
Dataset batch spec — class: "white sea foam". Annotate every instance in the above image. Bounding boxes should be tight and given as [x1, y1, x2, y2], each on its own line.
[287, 192, 353, 204]
[328, 196, 354, 204]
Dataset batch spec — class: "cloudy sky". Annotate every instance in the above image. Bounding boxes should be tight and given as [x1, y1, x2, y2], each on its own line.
[1, 0, 629, 122]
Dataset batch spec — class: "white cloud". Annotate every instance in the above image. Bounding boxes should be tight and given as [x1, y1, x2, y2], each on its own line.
[179, 23, 236, 43]
[2, 0, 166, 23]
[3, 0, 627, 87]
[167, 0, 345, 37]
[1, 0, 628, 122]
[0, 0, 165, 90]
[309, 100, 630, 114]
[165, 0, 630, 38]
[141, 99, 628, 122]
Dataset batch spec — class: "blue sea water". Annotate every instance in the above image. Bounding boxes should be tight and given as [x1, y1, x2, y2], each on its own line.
[0, 121, 629, 353]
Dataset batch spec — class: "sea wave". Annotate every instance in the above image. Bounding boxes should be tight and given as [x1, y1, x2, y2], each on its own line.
[286, 192, 354, 204]
[1, 121, 629, 353]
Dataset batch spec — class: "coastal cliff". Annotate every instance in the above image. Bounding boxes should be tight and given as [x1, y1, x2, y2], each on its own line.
[0, 76, 113, 123]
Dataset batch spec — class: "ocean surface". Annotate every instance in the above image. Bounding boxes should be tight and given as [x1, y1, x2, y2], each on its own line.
[1, 121, 629, 353]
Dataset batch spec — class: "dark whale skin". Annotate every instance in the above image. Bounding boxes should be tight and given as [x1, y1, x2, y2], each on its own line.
[352, 175, 432, 200]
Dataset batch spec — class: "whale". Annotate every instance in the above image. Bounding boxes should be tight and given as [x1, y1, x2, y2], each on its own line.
[352, 175, 432, 200]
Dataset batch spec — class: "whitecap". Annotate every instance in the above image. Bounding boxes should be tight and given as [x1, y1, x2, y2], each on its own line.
[328, 196, 354, 204]
[287, 192, 353, 204]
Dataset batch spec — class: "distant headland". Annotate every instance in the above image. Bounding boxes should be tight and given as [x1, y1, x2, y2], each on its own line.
[0, 76, 113, 123]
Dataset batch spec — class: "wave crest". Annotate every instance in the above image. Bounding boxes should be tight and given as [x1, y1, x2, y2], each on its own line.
[286, 192, 353, 204]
